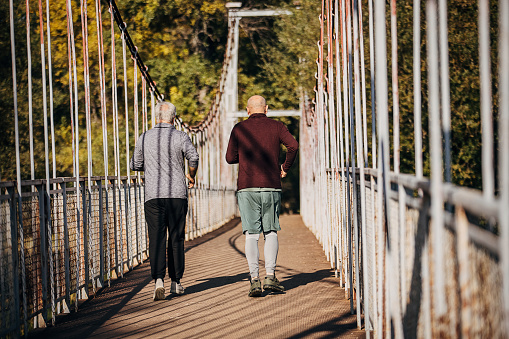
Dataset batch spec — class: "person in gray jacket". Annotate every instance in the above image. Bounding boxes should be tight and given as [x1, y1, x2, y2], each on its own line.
[130, 101, 199, 301]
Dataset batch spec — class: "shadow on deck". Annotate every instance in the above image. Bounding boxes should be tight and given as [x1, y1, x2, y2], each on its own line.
[29, 215, 365, 339]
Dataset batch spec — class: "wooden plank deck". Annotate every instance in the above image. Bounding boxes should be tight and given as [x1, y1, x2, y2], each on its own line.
[29, 215, 365, 338]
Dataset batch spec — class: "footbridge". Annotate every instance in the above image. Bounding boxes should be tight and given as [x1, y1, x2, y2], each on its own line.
[1, 0, 508, 338]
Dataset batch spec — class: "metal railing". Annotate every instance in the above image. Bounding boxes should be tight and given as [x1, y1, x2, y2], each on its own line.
[4, 0, 240, 336]
[300, 0, 509, 338]
[0, 177, 237, 337]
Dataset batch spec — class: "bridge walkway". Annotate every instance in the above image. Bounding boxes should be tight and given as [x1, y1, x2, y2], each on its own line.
[27, 215, 365, 338]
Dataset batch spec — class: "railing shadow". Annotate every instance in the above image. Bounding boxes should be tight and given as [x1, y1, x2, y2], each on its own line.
[27, 263, 153, 339]
[402, 193, 430, 338]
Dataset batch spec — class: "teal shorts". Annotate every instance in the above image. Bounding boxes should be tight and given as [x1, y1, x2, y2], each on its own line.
[236, 190, 282, 234]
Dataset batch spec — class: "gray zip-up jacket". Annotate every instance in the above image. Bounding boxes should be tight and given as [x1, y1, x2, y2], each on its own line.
[130, 123, 199, 202]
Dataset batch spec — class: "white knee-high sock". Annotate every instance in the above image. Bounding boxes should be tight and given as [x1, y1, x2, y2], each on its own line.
[245, 232, 260, 279]
[264, 231, 279, 276]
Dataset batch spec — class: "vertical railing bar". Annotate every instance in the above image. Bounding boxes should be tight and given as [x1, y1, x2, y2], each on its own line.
[123, 180, 131, 270]
[109, 2, 121, 279]
[357, 1, 368, 167]
[151, 91, 155, 128]
[479, 0, 494, 199]
[426, 0, 447, 320]
[81, 181, 89, 298]
[80, 0, 96, 296]
[340, 0, 353, 309]
[368, 0, 376, 171]
[457, 207, 471, 337]
[60, 182, 71, 313]
[438, 0, 451, 187]
[327, 0, 338, 277]
[326, 0, 334, 267]
[353, 0, 370, 334]
[97, 180, 104, 288]
[390, 1, 405, 335]
[64, 0, 81, 313]
[105, 180, 111, 286]
[74, 181, 81, 310]
[95, 0, 109, 288]
[37, 185, 48, 324]
[8, 187, 22, 337]
[390, 0, 400, 166]
[367, 0, 378, 333]
[347, 0, 361, 328]
[122, 28, 130, 272]
[413, 0, 423, 179]
[45, 185, 55, 325]
[134, 178, 139, 264]
[499, 0, 509, 334]
[111, 179, 119, 277]
[10, 0, 28, 331]
[374, 0, 390, 335]
[346, 0, 359, 319]
[415, 1, 430, 336]
[26, 0, 35, 183]
[45, 0, 56, 184]
[132, 57, 139, 268]
[37, 0, 55, 324]
[0, 194, 5, 331]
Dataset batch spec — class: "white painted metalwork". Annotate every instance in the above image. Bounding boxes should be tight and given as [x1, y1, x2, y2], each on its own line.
[301, 0, 509, 337]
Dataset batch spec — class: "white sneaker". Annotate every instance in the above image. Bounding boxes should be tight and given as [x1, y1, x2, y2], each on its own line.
[153, 278, 165, 301]
[170, 281, 185, 295]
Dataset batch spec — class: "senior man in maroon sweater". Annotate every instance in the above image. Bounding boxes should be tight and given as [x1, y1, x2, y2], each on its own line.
[226, 95, 299, 297]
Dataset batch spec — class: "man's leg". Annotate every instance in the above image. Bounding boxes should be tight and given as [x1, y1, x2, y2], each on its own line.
[260, 192, 284, 292]
[245, 232, 261, 279]
[237, 191, 263, 297]
[167, 198, 187, 293]
[144, 199, 168, 300]
[263, 231, 279, 276]
[262, 230, 284, 292]
[144, 199, 167, 280]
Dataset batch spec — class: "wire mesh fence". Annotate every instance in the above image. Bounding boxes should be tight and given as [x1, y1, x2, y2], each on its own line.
[0, 178, 237, 337]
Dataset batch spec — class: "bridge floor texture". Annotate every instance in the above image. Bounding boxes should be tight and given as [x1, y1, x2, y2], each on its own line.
[29, 215, 365, 339]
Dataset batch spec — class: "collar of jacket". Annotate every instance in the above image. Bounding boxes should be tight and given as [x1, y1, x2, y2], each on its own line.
[155, 122, 175, 128]
[248, 113, 267, 118]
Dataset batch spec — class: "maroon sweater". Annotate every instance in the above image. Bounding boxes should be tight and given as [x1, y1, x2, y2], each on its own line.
[225, 113, 299, 190]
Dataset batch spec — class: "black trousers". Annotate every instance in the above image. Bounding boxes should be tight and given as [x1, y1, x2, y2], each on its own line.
[144, 198, 188, 281]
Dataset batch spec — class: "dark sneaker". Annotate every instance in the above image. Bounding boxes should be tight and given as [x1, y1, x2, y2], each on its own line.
[263, 275, 285, 292]
[248, 278, 262, 297]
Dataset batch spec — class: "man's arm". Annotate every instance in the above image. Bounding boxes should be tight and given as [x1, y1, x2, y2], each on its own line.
[225, 127, 239, 164]
[186, 166, 197, 188]
[182, 133, 199, 188]
[130, 133, 145, 171]
[280, 124, 299, 173]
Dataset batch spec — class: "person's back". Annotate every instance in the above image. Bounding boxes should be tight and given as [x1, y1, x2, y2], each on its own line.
[135, 124, 196, 201]
[226, 113, 298, 190]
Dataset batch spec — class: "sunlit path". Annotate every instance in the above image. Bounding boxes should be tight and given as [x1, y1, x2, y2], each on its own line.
[28, 215, 365, 339]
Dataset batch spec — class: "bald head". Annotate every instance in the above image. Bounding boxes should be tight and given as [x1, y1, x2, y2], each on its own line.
[246, 95, 267, 115]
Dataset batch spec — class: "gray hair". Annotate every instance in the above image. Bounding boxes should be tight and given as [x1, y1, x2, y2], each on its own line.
[156, 101, 177, 122]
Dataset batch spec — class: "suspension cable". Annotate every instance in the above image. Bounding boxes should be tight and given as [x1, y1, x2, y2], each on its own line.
[108, 0, 163, 101]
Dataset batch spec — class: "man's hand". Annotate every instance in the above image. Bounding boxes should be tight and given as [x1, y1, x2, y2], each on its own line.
[186, 174, 195, 188]
[280, 165, 287, 178]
